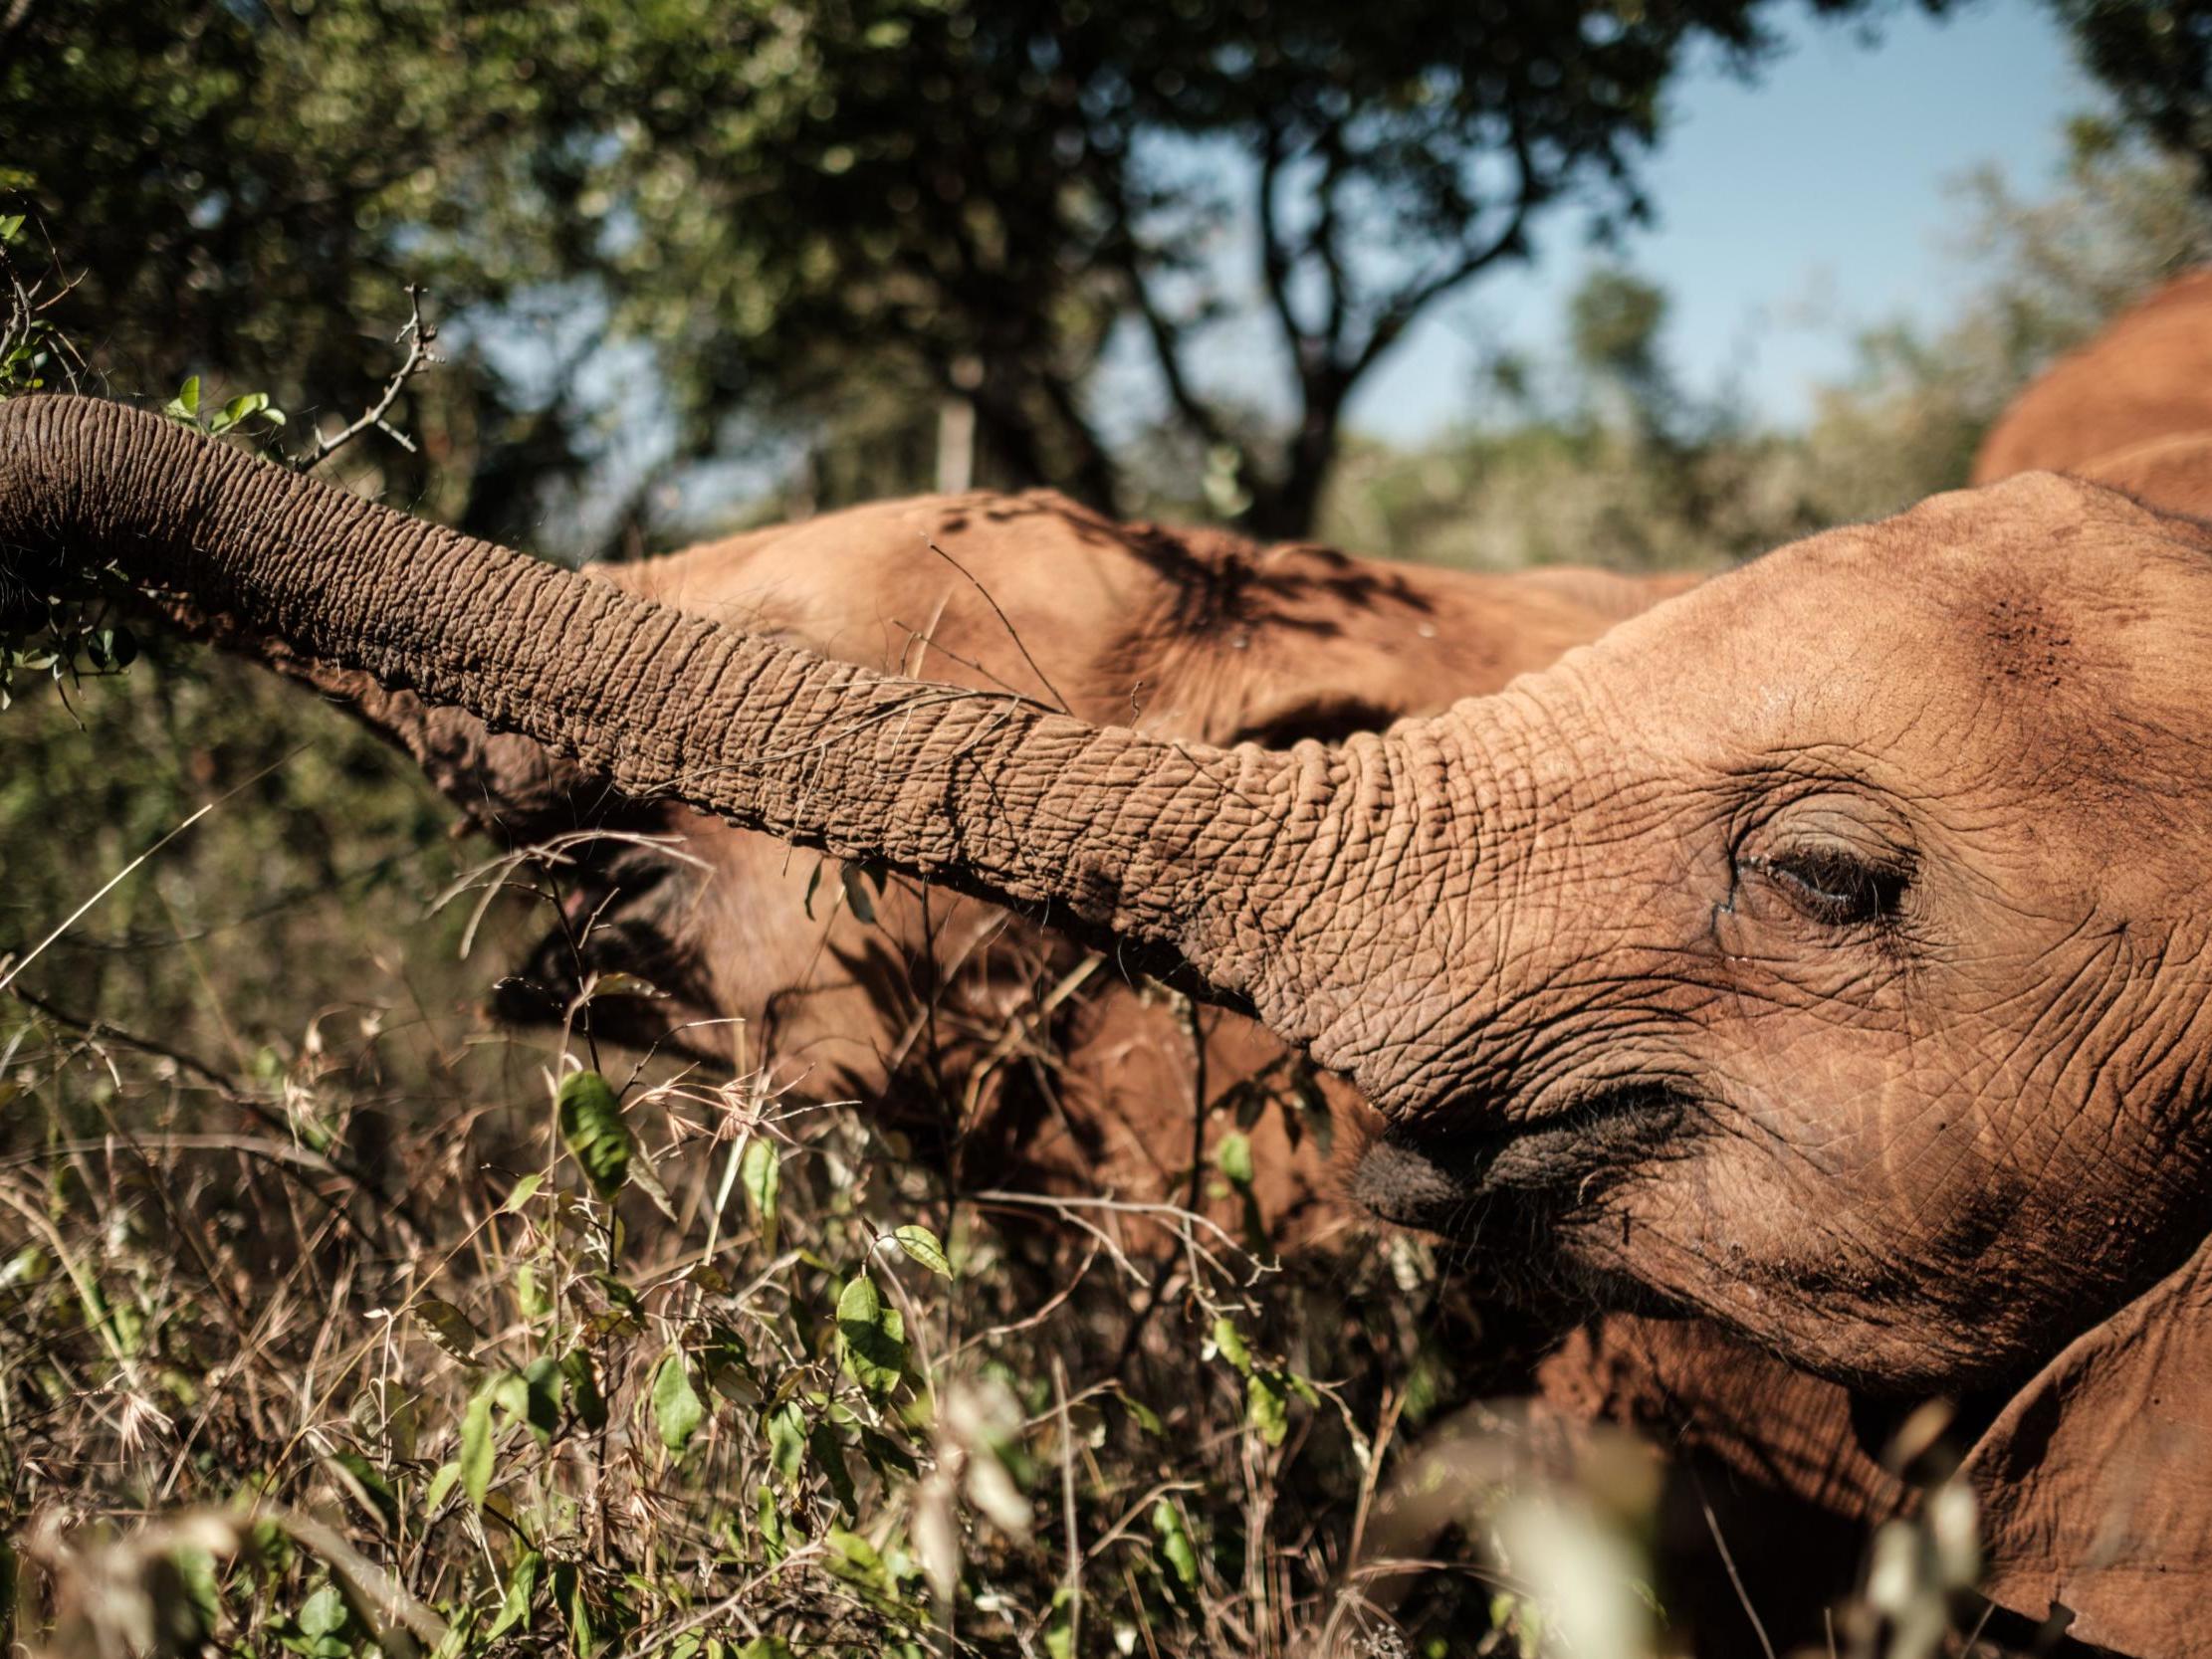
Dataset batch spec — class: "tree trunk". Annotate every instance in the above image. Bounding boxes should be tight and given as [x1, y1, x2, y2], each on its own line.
[1242, 380, 1345, 541]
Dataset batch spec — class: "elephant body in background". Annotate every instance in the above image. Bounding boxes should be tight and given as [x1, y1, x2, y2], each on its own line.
[1974, 265, 2212, 517]
[405, 502, 1907, 1650]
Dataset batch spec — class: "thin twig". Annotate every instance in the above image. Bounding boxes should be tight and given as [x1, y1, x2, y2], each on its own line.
[3, 983, 429, 1252]
[1053, 1354, 1083, 1658]
[0, 803, 213, 993]
[920, 535, 1073, 716]
[292, 284, 439, 472]
[1701, 1491, 1778, 1659]
[1113, 994, 1213, 1373]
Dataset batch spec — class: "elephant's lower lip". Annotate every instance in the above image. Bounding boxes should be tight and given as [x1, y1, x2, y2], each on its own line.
[1351, 1081, 1693, 1234]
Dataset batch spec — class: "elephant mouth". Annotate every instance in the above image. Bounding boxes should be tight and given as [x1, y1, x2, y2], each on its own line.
[1351, 1079, 1694, 1235]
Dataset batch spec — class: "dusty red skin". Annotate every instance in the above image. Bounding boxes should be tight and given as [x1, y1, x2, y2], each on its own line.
[12, 390, 2212, 1653]
[1975, 265, 2212, 523]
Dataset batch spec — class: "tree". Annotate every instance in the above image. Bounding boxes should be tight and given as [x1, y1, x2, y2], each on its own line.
[2053, 1, 2212, 199]
[3, 0, 1935, 546]
[1568, 267, 1677, 434]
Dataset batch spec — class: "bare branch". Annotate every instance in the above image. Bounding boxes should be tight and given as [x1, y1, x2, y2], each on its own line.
[1125, 261, 1232, 452]
[1255, 122, 1313, 366]
[1346, 130, 1540, 382]
[291, 283, 440, 473]
[1029, 353, 1124, 511]
[1093, 171, 1233, 459]
[1309, 125, 1352, 361]
[0, 228, 87, 392]
[3, 982, 426, 1251]
[919, 535, 1073, 716]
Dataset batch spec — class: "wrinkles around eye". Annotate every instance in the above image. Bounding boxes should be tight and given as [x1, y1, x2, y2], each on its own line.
[1744, 847, 1907, 928]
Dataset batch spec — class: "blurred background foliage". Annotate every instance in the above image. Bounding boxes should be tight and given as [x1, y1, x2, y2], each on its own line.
[5, 0, 2209, 560]
[0, 0, 1986, 549]
[5, 2, 2212, 1653]
[1319, 132, 2212, 568]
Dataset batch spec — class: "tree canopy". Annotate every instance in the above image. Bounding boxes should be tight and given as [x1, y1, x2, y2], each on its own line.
[2056, 1, 2212, 200]
[42, 0, 2212, 550]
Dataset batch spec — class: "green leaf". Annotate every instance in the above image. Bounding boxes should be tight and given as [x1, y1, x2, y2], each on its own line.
[891, 1223, 953, 1279]
[326, 1450, 399, 1530]
[165, 374, 201, 422]
[835, 1275, 906, 1397]
[299, 1582, 349, 1639]
[1211, 1317, 1252, 1376]
[839, 863, 877, 924]
[553, 1560, 593, 1658]
[423, 1461, 460, 1514]
[628, 1141, 679, 1221]
[516, 1264, 552, 1322]
[172, 1545, 223, 1638]
[216, 391, 268, 433]
[491, 1369, 531, 1426]
[560, 1349, 608, 1431]
[501, 1172, 545, 1213]
[811, 1418, 858, 1516]
[1246, 1369, 1289, 1447]
[523, 1357, 563, 1441]
[86, 626, 136, 671]
[766, 1400, 806, 1485]
[490, 1360, 561, 1448]
[1151, 1499, 1200, 1602]
[416, 1298, 480, 1365]
[556, 1070, 631, 1198]
[487, 1550, 542, 1640]
[1215, 1131, 1254, 1190]
[1044, 1587, 1075, 1659]
[1119, 1393, 1165, 1437]
[652, 1351, 707, 1452]
[755, 1485, 786, 1564]
[1293, 1072, 1336, 1155]
[824, 1526, 886, 1587]
[458, 1388, 495, 1511]
[740, 1137, 780, 1252]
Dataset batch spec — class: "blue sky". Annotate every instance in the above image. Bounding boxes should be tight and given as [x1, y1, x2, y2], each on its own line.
[1339, 2, 2094, 439]
[645, 3, 2101, 542]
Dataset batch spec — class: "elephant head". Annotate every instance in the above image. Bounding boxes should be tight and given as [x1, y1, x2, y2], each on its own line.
[8, 393, 2212, 1651]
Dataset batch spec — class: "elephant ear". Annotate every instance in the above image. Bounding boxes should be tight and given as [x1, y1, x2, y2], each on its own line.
[1962, 1232, 2212, 1653]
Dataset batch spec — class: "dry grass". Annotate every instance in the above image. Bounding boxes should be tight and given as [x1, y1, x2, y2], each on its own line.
[0, 654, 1602, 1659]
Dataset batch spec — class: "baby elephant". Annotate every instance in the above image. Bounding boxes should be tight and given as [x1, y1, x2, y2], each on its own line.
[8, 295, 2212, 1652]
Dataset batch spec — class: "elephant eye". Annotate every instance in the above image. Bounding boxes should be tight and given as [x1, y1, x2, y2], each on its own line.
[1749, 846, 1907, 928]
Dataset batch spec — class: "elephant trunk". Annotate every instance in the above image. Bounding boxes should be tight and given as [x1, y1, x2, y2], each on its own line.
[0, 395, 1424, 1021]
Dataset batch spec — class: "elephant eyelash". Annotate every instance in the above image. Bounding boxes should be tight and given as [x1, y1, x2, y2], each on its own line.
[1745, 847, 1909, 929]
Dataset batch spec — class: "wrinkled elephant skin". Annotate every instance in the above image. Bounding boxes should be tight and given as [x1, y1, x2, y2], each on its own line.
[10, 395, 2212, 1653]
[245, 486, 1693, 1234]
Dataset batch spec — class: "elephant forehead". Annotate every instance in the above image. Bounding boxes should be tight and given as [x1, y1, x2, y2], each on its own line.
[1577, 478, 2212, 808]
